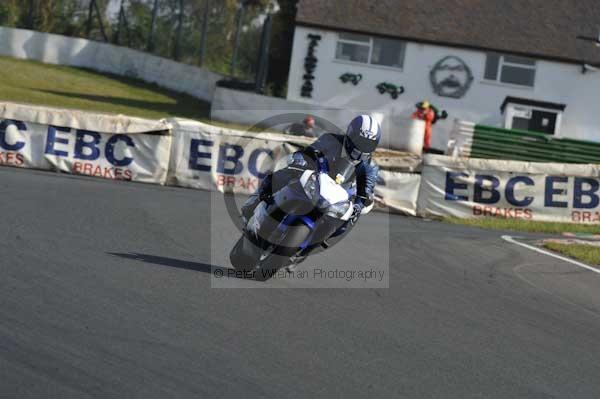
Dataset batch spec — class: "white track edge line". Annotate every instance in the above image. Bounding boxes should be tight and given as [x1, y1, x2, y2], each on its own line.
[501, 235, 600, 275]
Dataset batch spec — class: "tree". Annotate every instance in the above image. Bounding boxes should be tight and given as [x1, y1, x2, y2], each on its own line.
[0, 1, 21, 27]
[0, 0, 298, 95]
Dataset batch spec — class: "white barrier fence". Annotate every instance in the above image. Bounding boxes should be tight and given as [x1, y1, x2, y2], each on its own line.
[165, 118, 422, 214]
[0, 103, 420, 215]
[445, 120, 476, 158]
[3, 102, 600, 223]
[376, 171, 421, 216]
[418, 154, 600, 223]
[167, 118, 298, 194]
[0, 27, 223, 102]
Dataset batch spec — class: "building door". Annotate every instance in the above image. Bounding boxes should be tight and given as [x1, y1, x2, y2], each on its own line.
[528, 110, 557, 134]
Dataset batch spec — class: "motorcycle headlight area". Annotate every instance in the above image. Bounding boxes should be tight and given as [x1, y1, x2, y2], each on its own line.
[300, 170, 319, 199]
[323, 200, 353, 220]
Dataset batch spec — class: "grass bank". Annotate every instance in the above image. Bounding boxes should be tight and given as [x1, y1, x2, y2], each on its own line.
[543, 242, 600, 265]
[443, 216, 600, 235]
[0, 55, 210, 120]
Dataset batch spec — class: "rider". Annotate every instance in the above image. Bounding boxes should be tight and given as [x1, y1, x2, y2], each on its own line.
[241, 114, 381, 247]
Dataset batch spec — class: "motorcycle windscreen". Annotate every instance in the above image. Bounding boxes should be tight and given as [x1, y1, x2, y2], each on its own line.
[328, 155, 356, 184]
[269, 155, 317, 193]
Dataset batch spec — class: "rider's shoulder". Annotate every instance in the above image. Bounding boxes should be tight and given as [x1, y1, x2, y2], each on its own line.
[314, 132, 344, 145]
[315, 132, 340, 138]
[309, 132, 338, 147]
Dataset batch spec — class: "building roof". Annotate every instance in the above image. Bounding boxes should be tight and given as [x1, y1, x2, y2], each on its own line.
[500, 96, 567, 113]
[296, 0, 600, 66]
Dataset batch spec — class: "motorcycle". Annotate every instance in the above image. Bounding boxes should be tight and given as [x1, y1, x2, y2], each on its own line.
[229, 149, 371, 281]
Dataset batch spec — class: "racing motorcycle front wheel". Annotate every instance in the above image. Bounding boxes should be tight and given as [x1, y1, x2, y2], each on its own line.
[229, 234, 259, 272]
[229, 234, 290, 281]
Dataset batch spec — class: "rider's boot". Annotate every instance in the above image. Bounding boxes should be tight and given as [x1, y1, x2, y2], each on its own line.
[240, 175, 273, 225]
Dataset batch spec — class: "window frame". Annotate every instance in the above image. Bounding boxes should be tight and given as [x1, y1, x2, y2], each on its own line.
[334, 33, 405, 70]
[335, 33, 372, 64]
[484, 53, 537, 88]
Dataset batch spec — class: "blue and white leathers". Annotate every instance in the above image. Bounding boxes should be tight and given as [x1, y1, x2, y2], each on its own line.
[307, 132, 379, 209]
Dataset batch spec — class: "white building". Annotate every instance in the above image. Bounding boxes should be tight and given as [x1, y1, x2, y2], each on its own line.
[286, 0, 600, 149]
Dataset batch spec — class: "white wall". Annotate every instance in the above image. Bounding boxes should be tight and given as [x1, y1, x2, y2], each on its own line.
[211, 86, 355, 131]
[210, 87, 424, 153]
[0, 27, 223, 102]
[287, 26, 600, 148]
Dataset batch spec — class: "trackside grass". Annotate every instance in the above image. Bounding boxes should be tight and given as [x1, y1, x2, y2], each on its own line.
[543, 242, 600, 265]
[0, 55, 210, 120]
[443, 216, 600, 235]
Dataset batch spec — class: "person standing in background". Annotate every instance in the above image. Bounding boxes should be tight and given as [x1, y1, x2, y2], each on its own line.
[412, 101, 435, 152]
[285, 116, 316, 137]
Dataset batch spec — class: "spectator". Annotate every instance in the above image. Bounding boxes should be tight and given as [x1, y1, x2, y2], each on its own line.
[285, 116, 316, 137]
[412, 101, 436, 152]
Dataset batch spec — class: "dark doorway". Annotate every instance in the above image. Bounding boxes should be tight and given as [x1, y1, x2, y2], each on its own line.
[529, 110, 557, 134]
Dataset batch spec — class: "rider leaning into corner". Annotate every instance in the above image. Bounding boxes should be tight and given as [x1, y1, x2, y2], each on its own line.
[240, 114, 381, 266]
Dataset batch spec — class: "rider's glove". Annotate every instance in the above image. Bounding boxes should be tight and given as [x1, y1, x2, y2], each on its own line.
[290, 152, 308, 167]
[259, 190, 271, 202]
[349, 203, 363, 225]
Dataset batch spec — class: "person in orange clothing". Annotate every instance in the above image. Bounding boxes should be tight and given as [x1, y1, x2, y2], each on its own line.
[412, 101, 436, 151]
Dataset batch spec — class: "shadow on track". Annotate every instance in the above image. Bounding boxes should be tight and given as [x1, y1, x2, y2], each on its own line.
[108, 252, 231, 275]
[109, 252, 277, 282]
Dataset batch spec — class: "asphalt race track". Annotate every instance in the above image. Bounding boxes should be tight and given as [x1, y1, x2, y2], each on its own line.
[2, 166, 600, 398]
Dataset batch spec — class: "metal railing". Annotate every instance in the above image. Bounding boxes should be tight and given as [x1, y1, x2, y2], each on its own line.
[453, 121, 600, 164]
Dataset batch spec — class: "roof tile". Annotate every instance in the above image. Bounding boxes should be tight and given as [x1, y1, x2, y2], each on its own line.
[296, 0, 600, 65]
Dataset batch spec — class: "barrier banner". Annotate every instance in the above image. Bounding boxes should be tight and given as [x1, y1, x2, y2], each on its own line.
[375, 171, 420, 215]
[0, 103, 172, 184]
[418, 154, 600, 223]
[43, 127, 171, 184]
[0, 119, 50, 169]
[168, 120, 298, 194]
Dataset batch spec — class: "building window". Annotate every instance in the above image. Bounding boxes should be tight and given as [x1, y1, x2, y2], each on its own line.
[335, 33, 405, 69]
[484, 54, 536, 87]
[501, 97, 566, 135]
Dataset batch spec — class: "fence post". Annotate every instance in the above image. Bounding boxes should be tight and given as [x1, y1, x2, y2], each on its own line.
[120, 2, 133, 47]
[147, 0, 160, 52]
[93, 0, 109, 42]
[255, 14, 272, 93]
[199, 0, 210, 66]
[86, 0, 95, 38]
[26, 0, 35, 29]
[174, 0, 185, 60]
[113, 0, 125, 44]
[230, 3, 246, 76]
